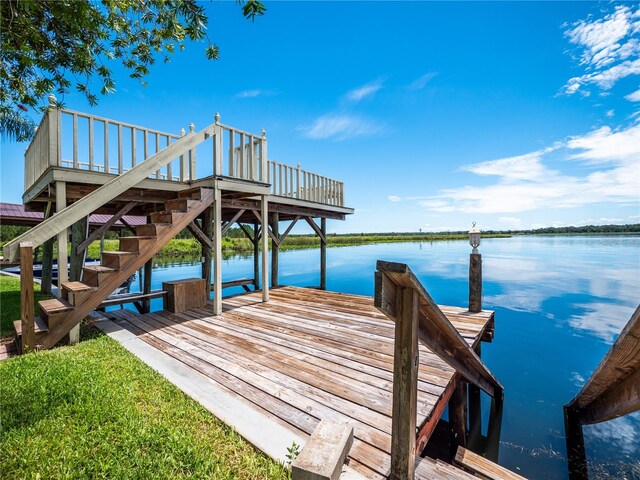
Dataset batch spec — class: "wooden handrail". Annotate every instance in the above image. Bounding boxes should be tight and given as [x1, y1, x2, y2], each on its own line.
[4, 124, 215, 262]
[374, 260, 503, 480]
[565, 304, 640, 424]
[375, 260, 503, 397]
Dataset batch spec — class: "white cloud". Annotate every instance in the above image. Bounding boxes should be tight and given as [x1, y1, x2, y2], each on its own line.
[301, 114, 381, 140]
[408, 73, 438, 91]
[566, 124, 640, 164]
[387, 195, 402, 202]
[606, 109, 615, 118]
[625, 87, 640, 101]
[345, 79, 383, 102]
[417, 123, 640, 214]
[462, 147, 558, 181]
[563, 5, 640, 94]
[236, 89, 264, 98]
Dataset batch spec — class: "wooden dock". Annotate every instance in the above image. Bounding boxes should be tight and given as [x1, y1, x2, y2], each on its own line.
[98, 286, 494, 479]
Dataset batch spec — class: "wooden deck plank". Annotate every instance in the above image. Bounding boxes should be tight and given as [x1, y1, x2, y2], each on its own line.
[102, 286, 493, 479]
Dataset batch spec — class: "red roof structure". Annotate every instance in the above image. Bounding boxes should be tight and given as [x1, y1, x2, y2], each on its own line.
[0, 202, 145, 228]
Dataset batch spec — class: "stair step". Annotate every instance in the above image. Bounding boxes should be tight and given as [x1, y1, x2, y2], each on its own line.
[13, 317, 49, 354]
[102, 250, 136, 269]
[164, 198, 196, 213]
[119, 236, 155, 254]
[61, 281, 97, 306]
[83, 265, 117, 287]
[13, 317, 49, 335]
[136, 223, 170, 236]
[177, 187, 203, 199]
[150, 211, 179, 224]
[61, 281, 93, 293]
[39, 298, 73, 314]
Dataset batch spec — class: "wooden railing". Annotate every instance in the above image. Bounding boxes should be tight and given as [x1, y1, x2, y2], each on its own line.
[267, 161, 344, 206]
[23, 98, 345, 207]
[5, 124, 215, 263]
[564, 305, 640, 479]
[216, 122, 267, 183]
[374, 260, 502, 480]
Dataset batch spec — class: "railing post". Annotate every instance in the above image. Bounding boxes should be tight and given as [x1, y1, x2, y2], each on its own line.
[20, 242, 35, 353]
[189, 123, 196, 180]
[261, 129, 268, 183]
[468, 223, 482, 313]
[390, 285, 419, 480]
[296, 163, 301, 199]
[214, 113, 222, 176]
[47, 93, 60, 167]
[179, 127, 188, 181]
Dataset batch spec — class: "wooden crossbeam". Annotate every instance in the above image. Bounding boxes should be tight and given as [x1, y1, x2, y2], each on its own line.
[221, 209, 245, 236]
[75, 202, 138, 254]
[119, 217, 137, 235]
[187, 221, 214, 249]
[304, 216, 326, 244]
[251, 209, 279, 245]
[279, 215, 300, 244]
[238, 223, 257, 245]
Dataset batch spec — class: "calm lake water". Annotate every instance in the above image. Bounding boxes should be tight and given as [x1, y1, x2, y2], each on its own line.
[125, 235, 640, 479]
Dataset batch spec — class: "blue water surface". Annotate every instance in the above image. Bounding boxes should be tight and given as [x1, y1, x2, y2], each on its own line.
[120, 235, 640, 479]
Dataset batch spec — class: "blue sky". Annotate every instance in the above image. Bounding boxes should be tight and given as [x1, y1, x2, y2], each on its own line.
[2, 1, 639, 233]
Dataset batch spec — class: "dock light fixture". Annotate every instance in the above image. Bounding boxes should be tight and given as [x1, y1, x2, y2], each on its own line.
[469, 222, 480, 254]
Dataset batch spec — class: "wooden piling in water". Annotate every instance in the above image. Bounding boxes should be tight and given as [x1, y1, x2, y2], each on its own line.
[449, 380, 468, 459]
[320, 218, 327, 290]
[202, 206, 214, 300]
[253, 222, 260, 290]
[469, 253, 482, 313]
[271, 212, 279, 288]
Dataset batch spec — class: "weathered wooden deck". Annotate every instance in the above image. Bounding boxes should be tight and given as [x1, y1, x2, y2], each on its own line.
[99, 286, 494, 479]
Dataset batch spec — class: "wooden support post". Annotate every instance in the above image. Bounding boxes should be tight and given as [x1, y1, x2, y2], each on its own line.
[467, 344, 482, 450]
[141, 258, 153, 313]
[564, 406, 588, 480]
[41, 236, 54, 294]
[55, 181, 68, 289]
[270, 212, 279, 288]
[449, 380, 468, 460]
[202, 207, 214, 299]
[69, 216, 88, 282]
[41, 202, 54, 295]
[320, 217, 327, 290]
[68, 215, 87, 345]
[261, 195, 269, 302]
[213, 188, 223, 315]
[253, 222, 260, 290]
[20, 242, 35, 353]
[390, 286, 419, 480]
[469, 253, 482, 313]
[100, 235, 105, 255]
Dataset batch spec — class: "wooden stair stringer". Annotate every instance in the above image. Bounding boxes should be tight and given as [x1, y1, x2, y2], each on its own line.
[39, 188, 214, 349]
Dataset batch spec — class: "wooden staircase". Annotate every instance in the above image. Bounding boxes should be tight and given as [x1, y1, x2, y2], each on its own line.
[13, 188, 214, 352]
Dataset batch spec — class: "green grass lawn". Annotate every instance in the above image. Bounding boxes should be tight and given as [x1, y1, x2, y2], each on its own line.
[0, 275, 53, 338]
[0, 277, 290, 479]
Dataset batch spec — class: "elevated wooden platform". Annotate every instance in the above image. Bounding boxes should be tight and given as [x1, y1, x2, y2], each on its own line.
[98, 286, 494, 479]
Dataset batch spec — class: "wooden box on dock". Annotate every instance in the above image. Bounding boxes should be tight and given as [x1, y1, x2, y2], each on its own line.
[162, 278, 207, 313]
